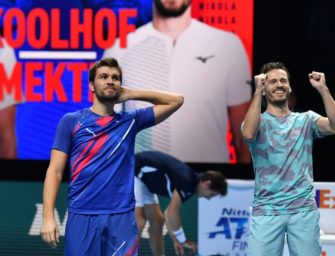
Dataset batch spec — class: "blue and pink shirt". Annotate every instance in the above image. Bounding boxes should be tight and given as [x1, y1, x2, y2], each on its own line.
[52, 107, 155, 214]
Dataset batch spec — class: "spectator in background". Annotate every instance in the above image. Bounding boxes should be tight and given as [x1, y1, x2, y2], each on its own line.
[104, 0, 252, 163]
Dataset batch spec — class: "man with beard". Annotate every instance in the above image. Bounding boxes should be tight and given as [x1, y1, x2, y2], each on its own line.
[241, 62, 335, 256]
[103, 0, 252, 164]
[40, 57, 184, 255]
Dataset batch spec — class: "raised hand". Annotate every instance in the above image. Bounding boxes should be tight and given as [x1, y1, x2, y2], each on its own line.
[115, 86, 131, 103]
[254, 73, 267, 95]
[308, 71, 326, 91]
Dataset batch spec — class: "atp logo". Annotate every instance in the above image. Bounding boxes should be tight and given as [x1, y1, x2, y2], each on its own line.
[206, 208, 250, 253]
[315, 189, 335, 209]
[208, 217, 249, 240]
[208, 208, 250, 240]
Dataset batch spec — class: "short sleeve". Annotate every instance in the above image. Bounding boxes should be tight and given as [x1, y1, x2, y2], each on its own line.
[132, 107, 155, 131]
[52, 113, 76, 154]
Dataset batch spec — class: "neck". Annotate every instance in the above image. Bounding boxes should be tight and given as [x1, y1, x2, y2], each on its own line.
[153, 7, 192, 43]
[90, 100, 115, 117]
[266, 103, 291, 117]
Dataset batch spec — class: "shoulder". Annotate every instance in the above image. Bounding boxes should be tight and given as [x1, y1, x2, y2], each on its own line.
[60, 109, 85, 120]
[128, 107, 154, 119]
[58, 108, 90, 126]
[305, 110, 321, 117]
[305, 110, 322, 123]
[292, 111, 321, 121]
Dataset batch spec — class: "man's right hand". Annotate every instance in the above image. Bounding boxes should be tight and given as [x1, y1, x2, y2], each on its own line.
[183, 240, 197, 254]
[173, 240, 198, 255]
[40, 218, 59, 248]
[115, 86, 131, 103]
[254, 73, 267, 94]
[173, 241, 185, 255]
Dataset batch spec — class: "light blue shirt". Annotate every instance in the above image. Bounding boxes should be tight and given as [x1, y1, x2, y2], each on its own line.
[244, 111, 323, 216]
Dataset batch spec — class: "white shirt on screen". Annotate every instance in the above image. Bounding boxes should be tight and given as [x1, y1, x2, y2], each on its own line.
[104, 19, 251, 162]
[0, 39, 17, 110]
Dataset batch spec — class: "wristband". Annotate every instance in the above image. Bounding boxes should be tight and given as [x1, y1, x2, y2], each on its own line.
[173, 227, 187, 244]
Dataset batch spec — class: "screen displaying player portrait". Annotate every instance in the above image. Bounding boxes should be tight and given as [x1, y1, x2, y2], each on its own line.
[0, 0, 254, 162]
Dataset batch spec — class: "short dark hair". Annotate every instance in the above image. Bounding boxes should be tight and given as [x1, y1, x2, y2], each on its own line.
[200, 170, 227, 196]
[89, 57, 123, 83]
[260, 62, 290, 81]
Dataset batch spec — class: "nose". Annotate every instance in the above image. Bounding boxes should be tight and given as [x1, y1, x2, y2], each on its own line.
[276, 81, 284, 87]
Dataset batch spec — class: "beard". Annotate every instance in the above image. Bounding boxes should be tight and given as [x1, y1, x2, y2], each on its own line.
[94, 86, 121, 104]
[267, 96, 288, 108]
[272, 99, 287, 108]
[154, 0, 191, 18]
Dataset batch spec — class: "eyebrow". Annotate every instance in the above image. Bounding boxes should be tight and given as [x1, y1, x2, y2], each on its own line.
[98, 72, 120, 77]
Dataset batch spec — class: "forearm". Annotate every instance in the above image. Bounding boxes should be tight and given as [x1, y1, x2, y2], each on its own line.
[241, 91, 263, 141]
[127, 88, 183, 106]
[42, 168, 63, 220]
[127, 88, 184, 124]
[164, 209, 184, 243]
[319, 87, 335, 128]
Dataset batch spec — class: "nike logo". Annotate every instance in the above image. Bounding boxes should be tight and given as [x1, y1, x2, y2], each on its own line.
[195, 55, 215, 63]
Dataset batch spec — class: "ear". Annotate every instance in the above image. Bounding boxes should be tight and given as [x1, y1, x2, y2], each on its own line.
[289, 87, 292, 93]
[89, 82, 95, 93]
[204, 180, 211, 188]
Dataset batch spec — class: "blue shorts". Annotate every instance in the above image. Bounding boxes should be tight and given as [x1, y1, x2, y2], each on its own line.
[248, 209, 321, 256]
[64, 210, 139, 256]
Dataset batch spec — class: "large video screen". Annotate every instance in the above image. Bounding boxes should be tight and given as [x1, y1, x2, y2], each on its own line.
[0, 0, 253, 163]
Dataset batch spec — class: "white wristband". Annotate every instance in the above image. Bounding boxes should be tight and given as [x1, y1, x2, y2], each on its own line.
[173, 227, 187, 244]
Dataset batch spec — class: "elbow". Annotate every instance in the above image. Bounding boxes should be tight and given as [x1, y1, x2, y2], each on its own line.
[171, 95, 184, 112]
[330, 120, 335, 131]
[176, 95, 184, 108]
[241, 122, 259, 142]
[242, 130, 256, 142]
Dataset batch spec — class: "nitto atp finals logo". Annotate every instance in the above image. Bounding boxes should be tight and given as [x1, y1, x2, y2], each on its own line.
[208, 207, 250, 254]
